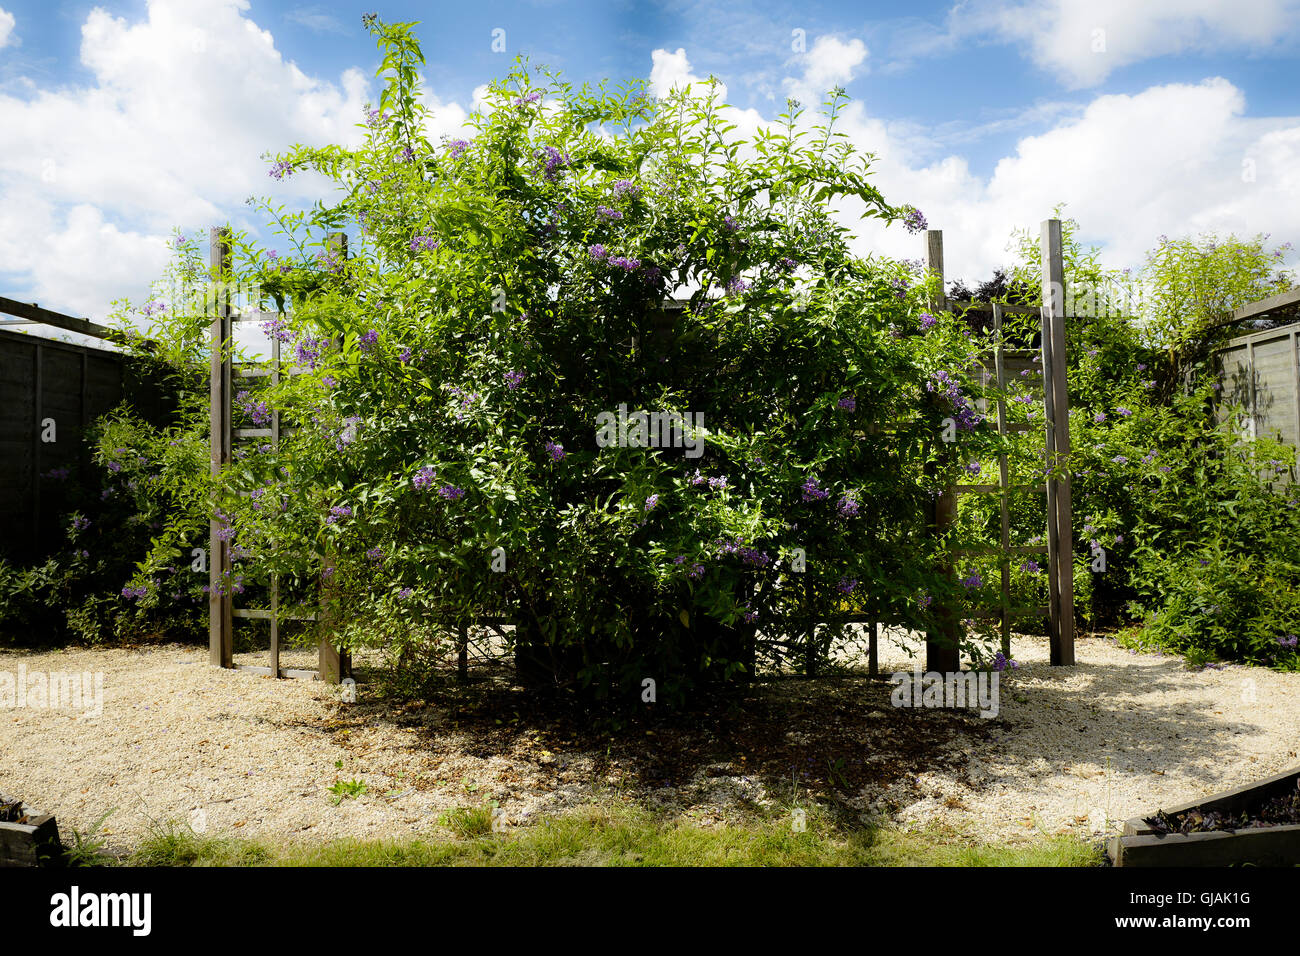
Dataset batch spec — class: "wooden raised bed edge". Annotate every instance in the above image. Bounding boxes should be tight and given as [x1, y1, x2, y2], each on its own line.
[0, 813, 62, 867]
[1109, 764, 1300, 867]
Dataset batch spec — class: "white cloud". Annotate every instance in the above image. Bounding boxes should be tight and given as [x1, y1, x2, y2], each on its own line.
[783, 35, 869, 105]
[949, 0, 1300, 88]
[838, 77, 1300, 286]
[0, 7, 15, 49]
[0, 0, 470, 320]
[284, 7, 348, 36]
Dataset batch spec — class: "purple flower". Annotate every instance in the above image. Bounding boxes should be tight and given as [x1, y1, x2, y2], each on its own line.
[326, 505, 353, 524]
[672, 555, 686, 565]
[837, 495, 859, 518]
[515, 91, 542, 106]
[901, 205, 927, 234]
[992, 652, 1018, 672]
[965, 461, 981, 475]
[437, 485, 466, 501]
[611, 179, 639, 198]
[708, 476, 727, 491]
[726, 276, 749, 295]
[1023, 558, 1041, 573]
[742, 606, 758, 623]
[918, 312, 937, 332]
[1278, 634, 1298, 648]
[366, 107, 388, 127]
[413, 465, 437, 490]
[1136, 363, 1147, 371]
[410, 235, 439, 253]
[1112, 455, 1128, 464]
[1116, 407, 1133, 417]
[358, 329, 379, 351]
[397, 587, 413, 600]
[296, 336, 326, 369]
[143, 299, 167, 317]
[399, 347, 413, 365]
[837, 577, 857, 595]
[689, 563, 705, 580]
[837, 395, 856, 411]
[778, 257, 797, 272]
[801, 478, 829, 502]
[961, 571, 983, 590]
[366, 547, 384, 561]
[447, 139, 470, 159]
[610, 256, 641, 271]
[544, 441, 566, 462]
[597, 206, 623, 220]
[1093, 412, 1106, 423]
[644, 494, 659, 511]
[269, 160, 295, 180]
[723, 215, 740, 232]
[504, 370, 525, 390]
[260, 315, 295, 343]
[107, 461, 122, 473]
[539, 146, 571, 181]
[589, 244, 608, 261]
[72, 516, 90, 531]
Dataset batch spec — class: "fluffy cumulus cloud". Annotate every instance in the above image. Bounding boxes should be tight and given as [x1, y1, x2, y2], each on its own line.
[783, 35, 869, 105]
[0, 0, 468, 320]
[949, 0, 1300, 88]
[841, 77, 1300, 284]
[0, 7, 14, 49]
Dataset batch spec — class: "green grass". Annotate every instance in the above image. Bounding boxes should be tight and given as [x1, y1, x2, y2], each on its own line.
[118, 803, 1106, 867]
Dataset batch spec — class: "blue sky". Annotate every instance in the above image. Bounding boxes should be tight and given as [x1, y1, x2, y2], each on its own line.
[1, 0, 1298, 325]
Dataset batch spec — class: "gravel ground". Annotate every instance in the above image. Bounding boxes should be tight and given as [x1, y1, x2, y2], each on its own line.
[2, 634, 1297, 855]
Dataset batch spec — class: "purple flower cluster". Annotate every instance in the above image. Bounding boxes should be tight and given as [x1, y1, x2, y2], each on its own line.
[837, 395, 856, 411]
[926, 370, 982, 431]
[961, 570, 983, 589]
[121, 585, 149, 600]
[438, 485, 466, 501]
[1278, 634, 1298, 648]
[235, 390, 271, 426]
[397, 587, 413, 600]
[778, 257, 798, 272]
[504, 370, 525, 390]
[589, 244, 608, 261]
[742, 606, 758, 623]
[688, 563, 705, 580]
[901, 206, 928, 234]
[515, 91, 542, 106]
[723, 215, 740, 232]
[1116, 407, 1133, 417]
[72, 516, 91, 531]
[359, 329, 379, 351]
[837, 577, 857, 595]
[260, 315, 294, 343]
[801, 478, 829, 502]
[413, 465, 437, 490]
[365, 547, 384, 562]
[611, 179, 640, 198]
[447, 139, 470, 159]
[726, 276, 749, 295]
[837, 495, 859, 518]
[609, 256, 641, 271]
[918, 312, 937, 332]
[410, 235, 439, 252]
[296, 337, 326, 370]
[269, 160, 295, 180]
[539, 146, 571, 181]
[144, 299, 167, 317]
[365, 107, 388, 127]
[992, 651, 1019, 672]
[644, 494, 659, 511]
[597, 206, 623, 220]
[326, 505, 353, 524]
[544, 441, 566, 462]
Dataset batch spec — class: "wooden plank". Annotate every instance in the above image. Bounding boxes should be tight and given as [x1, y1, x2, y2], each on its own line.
[0, 814, 61, 867]
[0, 295, 144, 346]
[1041, 219, 1075, 665]
[1114, 825, 1300, 867]
[925, 229, 945, 313]
[209, 227, 234, 669]
[1229, 286, 1300, 324]
[232, 608, 317, 622]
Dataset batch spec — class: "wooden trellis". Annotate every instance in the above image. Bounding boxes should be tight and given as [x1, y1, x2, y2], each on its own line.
[208, 227, 350, 682]
[921, 219, 1076, 668]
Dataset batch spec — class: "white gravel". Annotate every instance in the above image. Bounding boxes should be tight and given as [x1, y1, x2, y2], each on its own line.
[2, 634, 1297, 853]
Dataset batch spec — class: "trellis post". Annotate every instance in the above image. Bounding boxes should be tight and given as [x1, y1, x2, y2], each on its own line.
[924, 229, 961, 673]
[1040, 219, 1076, 665]
[208, 227, 234, 668]
[318, 231, 352, 684]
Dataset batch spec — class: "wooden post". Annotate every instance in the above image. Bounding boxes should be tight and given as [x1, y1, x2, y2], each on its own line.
[457, 623, 469, 682]
[923, 229, 960, 673]
[209, 227, 234, 669]
[993, 304, 1013, 656]
[868, 621, 879, 678]
[317, 231, 349, 683]
[1041, 219, 1076, 665]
